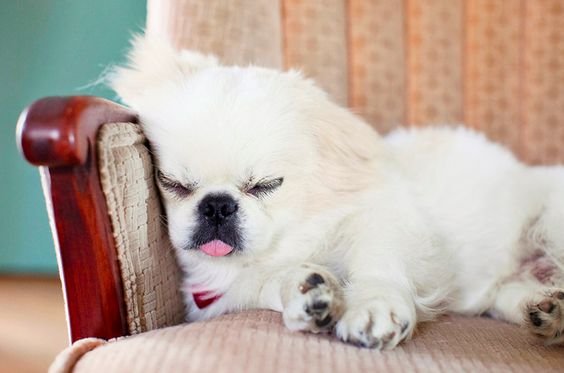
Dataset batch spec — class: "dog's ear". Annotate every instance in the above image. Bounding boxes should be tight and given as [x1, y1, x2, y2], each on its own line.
[311, 104, 386, 196]
[108, 34, 219, 109]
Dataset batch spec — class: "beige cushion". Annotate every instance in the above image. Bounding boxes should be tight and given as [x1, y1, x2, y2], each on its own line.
[55, 310, 563, 372]
[97, 123, 185, 334]
[147, 0, 283, 69]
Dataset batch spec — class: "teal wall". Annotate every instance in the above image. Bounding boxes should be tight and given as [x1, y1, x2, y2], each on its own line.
[0, 1, 146, 273]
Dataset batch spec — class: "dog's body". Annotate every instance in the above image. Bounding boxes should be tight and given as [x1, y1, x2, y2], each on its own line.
[111, 36, 564, 349]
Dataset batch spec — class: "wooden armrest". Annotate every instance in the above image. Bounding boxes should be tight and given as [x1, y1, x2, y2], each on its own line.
[18, 96, 138, 167]
[16, 96, 139, 342]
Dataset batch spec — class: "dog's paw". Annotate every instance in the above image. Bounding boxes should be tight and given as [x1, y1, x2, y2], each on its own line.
[335, 298, 414, 350]
[525, 289, 564, 345]
[283, 272, 345, 333]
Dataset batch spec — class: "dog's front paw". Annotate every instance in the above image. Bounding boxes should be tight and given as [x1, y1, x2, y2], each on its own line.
[335, 298, 414, 350]
[283, 271, 345, 333]
[525, 289, 564, 345]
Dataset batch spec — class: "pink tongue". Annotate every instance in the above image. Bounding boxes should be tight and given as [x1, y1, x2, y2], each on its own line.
[200, 240, 234, 257]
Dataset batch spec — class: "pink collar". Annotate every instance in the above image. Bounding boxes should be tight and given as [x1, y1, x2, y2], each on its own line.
[192, 290, 222, 309]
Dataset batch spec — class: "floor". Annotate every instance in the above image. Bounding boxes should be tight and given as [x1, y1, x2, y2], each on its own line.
[0, 276, 68, 373]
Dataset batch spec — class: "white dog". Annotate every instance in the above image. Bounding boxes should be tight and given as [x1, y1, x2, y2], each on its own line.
[110, 36, 564, 349]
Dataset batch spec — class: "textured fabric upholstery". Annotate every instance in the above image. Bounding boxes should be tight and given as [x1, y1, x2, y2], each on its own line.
[148, 0, 564, 164]
[97, 123, 185, 334]
[53, 311, 564, 373]
[282, 0, 349, 106]
[146, 0, 283, 68]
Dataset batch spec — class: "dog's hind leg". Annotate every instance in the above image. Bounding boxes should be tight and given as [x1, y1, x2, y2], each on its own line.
[539, 175, 564, 269]
[524, 169, 564, 344]
[490, 170, 564, 344]
[528, 166, 564, 268]
[490, 279, 564, 345]
[489, 280, 544, 324]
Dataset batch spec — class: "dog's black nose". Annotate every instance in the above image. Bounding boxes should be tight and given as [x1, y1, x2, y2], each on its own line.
[198, 194, 238, 225]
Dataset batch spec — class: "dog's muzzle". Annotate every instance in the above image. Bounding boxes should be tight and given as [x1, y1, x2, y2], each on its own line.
[190, 193, 243, 256]
[198, 193, 238, 225]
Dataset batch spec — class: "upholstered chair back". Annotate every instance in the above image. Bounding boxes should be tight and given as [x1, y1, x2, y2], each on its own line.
[148, 0, 564, 164]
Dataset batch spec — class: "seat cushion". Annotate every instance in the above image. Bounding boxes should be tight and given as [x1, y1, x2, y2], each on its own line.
[54, 310, 563, 372]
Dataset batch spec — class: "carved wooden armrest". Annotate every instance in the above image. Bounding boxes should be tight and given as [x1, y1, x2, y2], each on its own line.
[16, 96, 138, 342]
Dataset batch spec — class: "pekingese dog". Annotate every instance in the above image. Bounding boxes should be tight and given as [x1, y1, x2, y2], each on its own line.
[110, 35, 564, 349]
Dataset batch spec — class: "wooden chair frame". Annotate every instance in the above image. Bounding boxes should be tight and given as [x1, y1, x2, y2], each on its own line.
[17, 96, 138, 342]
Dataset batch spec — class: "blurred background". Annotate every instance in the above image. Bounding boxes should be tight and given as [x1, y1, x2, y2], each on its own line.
[0, 1, 145, 371]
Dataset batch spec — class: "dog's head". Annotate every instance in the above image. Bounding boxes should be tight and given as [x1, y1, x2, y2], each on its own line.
[110, 36, 382, 260]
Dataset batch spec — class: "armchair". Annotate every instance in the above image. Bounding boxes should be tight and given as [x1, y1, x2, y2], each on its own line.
[18, 1, 564, 371]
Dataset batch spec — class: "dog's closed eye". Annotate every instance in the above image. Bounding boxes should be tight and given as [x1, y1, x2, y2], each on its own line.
[246, 177, 284, 198]
[156, 170, 195, 198]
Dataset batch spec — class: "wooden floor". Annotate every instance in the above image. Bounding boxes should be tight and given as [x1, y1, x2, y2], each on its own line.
[0, 276, 68, 373]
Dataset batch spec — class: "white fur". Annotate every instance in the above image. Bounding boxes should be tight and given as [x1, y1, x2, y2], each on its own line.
[110, 35, 564, 348]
